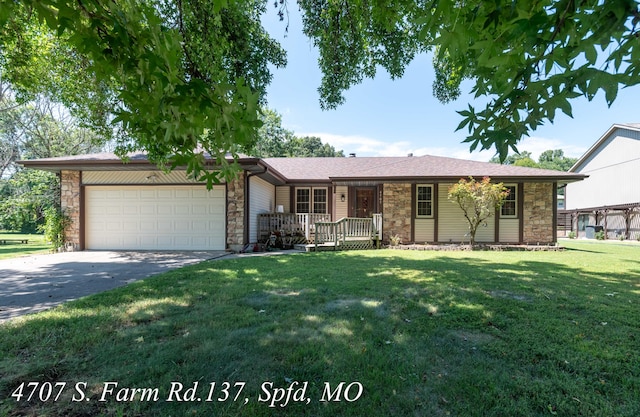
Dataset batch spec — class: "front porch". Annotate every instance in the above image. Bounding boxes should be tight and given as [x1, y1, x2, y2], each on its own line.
[257, 213, 382, 251]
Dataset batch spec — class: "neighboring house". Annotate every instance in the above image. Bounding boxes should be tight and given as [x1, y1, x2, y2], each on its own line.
[20, 152, 585, 251]
[562, 123, 640, 240]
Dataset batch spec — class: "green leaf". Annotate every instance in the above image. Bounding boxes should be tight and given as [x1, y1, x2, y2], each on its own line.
[584, 43, 598, 65]
[603, 81, 618, 106]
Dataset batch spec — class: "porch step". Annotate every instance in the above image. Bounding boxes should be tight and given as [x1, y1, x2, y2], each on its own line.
[294, 243, 339, 252]
[294, 240, 377, 252]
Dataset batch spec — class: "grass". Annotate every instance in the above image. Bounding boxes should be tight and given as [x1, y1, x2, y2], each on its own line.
[0, 232, 50, 260]
[0, 240, 638, 416]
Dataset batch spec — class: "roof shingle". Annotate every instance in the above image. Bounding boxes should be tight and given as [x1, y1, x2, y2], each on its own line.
[20, 152, 586, 182]
[262, 155, 585, 182]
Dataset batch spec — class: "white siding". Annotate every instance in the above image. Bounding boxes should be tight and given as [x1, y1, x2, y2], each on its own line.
[83, 170, 199, 184]
[275, 186, 290, 213]
[335, 186, 348, 219]
[249, 176, 275, 242]
[437, 183, 495, 243]
[566, 129, 640, 209]
[499, 218, 519, 243]
[414, 219, 435, 242]
[85, 185, 225, 250]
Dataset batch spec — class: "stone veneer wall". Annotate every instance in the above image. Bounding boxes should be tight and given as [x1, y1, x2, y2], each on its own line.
[60, 170, 81, 250]
[226, 171, 245, 251]
[382, 183, 412, 244]
[522, 182, 555, 244]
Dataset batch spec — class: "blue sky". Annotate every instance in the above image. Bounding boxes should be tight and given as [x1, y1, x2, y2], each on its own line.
[262, 7, 639, 162]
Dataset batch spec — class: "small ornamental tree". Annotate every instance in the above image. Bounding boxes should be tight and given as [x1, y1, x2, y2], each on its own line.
[448, 177, 509, 246]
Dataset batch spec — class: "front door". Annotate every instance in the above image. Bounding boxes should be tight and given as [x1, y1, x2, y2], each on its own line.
[354, 187, 376, 218]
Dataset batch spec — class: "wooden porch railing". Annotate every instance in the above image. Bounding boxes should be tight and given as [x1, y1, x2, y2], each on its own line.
[315, 214, 383, 250]
[258, 213, 332, 243]
[372, 213, 382, 242]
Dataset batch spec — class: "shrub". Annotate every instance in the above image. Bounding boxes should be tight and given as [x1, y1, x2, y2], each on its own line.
[568, 231, 576, 239]
[389, 234, 402, 246]
[595, 230, 605, 240]
[39, 207, 71, 250]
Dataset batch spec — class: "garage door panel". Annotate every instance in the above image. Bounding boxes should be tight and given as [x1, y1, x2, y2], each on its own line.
[209, 188, 224, 198]
[176, 189, 191, 198]
[123, 205, 138, 215]
[122, 190, 138, 198]
[86, 185, 225, 250]
[157, 189, 173, 199]
[87, 223, 105, 232]
[104, 236, 122, 247]
[174, 205, 190, 215]
[192, 205, 207, 215]
[140, 221, 156, 232]
[192, 220, 207, 230]
[106, 206, 122, 215]
[191, 236, 208, 247]
[157, 221, 172, 232]
[157, 236, 172, 246]
[210, 206, 224, 215]
[174, 220, 189, 230]
[105, 221, 123, 231]
[123, 221, 139, 231]
[123, 235, 139, 247]
[174, 236, 190, 246]
[139, 236, 156, 246]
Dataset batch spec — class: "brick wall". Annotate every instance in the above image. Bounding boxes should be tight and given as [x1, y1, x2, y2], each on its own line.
[226, 171, 245, 251]
[382, 183, 412, 244]
[60, 170, 81, 250]
[523, 182, 555, 244]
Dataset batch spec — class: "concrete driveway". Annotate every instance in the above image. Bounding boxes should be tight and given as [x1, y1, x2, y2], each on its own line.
[0, 250, 229, 323]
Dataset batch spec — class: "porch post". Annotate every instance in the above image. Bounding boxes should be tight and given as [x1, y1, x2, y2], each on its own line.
[305, 214, 310, 241]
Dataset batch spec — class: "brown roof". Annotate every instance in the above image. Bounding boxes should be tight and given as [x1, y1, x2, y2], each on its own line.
[262, 155, 586, 183]
[18, 152, 262, 173]
[20, 152, 586, 183]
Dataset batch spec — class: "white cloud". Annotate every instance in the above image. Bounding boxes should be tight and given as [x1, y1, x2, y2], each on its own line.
[300, 132, 408, 156]
[300, 132, 494, 161]
[302, 131, 589, 163]
[516, 136, 588, 160]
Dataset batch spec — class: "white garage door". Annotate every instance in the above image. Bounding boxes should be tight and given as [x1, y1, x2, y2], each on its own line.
[85, 185, 226, 250]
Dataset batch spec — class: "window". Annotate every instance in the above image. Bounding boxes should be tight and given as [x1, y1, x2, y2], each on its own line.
[501, 185, 517, 217]
[296, 188, 310, 213]
[416, 185, 433, 217]
[313, 188, 327, 214]
[296, 187, 327, 214]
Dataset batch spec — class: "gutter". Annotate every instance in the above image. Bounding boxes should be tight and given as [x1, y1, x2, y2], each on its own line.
[243, 163, 269, 246]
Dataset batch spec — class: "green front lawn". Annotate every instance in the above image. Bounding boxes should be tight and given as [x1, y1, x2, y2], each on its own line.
[1, 241, 638, 416]
[0, 232, 49, 260]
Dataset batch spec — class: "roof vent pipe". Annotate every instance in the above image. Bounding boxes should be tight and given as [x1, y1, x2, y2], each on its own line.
[407, 153, 413, 157]
[349, 153, 356, 157]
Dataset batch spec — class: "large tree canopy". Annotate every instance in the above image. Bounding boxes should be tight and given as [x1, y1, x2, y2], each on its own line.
[0, 0, 286, 185]
[250, 108, 343, 157]
[298, 0, 640, 160]
[0, 89, 103, 232]
[489, 148, 577, 170]
[1, 0, 638, 181]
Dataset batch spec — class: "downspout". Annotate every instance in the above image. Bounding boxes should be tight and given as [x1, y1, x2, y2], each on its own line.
[244, 165, 269, 245]
[552, 181, 558, 244]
